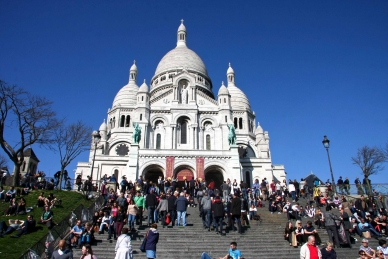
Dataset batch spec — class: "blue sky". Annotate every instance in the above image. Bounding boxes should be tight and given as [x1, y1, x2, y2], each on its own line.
[0, 1, 387, 183]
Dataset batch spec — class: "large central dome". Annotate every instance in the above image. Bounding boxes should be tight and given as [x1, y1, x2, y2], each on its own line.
[155, 47, 208, 76]
[154, 20, 208, 78]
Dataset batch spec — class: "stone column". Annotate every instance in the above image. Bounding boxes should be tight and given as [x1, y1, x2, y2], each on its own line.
[194, 126, 197, 149]
[172, 126, 176, 149]
[126, 144, 139, 180]
[199, 127, 204, 150]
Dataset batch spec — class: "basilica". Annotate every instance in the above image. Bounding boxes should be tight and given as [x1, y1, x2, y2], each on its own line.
[75, 21, 286, 189]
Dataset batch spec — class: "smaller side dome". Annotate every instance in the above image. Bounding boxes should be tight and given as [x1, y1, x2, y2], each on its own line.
[138, 79, 149, 93]
[218, 81, 229, 96]
[99, 119, 107, 131]
[255, 122, 264, 134]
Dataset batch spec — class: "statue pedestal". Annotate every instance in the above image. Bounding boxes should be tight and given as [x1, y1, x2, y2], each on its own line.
[229, 144, 241, 184]
[127, 144, 139, 180]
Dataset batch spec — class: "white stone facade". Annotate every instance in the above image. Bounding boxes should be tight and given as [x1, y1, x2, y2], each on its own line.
[75, 21, 286, 189]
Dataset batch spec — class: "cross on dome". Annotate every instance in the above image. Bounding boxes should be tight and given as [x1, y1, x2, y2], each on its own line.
[181, 19, 184, 24]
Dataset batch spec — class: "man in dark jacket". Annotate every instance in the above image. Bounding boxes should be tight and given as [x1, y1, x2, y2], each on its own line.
[231, 192, 242, 234]
[323, 206, 340, 248]
[175, 192, 188, 227]
[168, 191, 178, 226]
[240, 193, 249, 226]
[212, 196, 225, 235]
[145, 189, 158, 226]
[201, 192, 212, 230]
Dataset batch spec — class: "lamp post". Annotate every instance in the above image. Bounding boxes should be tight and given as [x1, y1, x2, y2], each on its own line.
[90, 130, 101, 182]
[322, 135, 337, 196]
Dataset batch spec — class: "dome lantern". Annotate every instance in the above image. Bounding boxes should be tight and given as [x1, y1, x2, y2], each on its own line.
[129, 60, 138, 83]
[177, 19, 187, 47]
[227, 63, 235, 85]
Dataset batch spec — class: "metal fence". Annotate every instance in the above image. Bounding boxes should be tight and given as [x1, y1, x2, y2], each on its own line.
[333, 183, 388, 196]
[19, 195, 104, 259]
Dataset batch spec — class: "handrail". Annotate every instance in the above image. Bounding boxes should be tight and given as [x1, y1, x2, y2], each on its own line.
[19, 195, 104, 259]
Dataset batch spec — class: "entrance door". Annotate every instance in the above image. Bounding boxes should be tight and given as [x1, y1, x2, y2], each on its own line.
[175, 169, 194, 191]
[205, 170, 224, 191]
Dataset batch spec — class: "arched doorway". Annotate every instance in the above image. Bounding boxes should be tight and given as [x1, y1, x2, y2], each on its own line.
[204, 166, 224, 191]
[142, 164, 165, 186]
[174, 166, 194, 191]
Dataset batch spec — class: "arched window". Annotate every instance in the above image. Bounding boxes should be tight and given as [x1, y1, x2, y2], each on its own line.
[125, 115, 130, 127]
[239, 118, 243, 129]
[22, 161, 26, 171]
[206, 135, 211, 150]
[112, 117, 116, 127]
[140, 114, 143, 121]
[181, 121, 187, 144]
[225, 116, 227, 123]
[156, 134, 161, 149]
[234, 118, 238, 128]
[141, 96, 144, 101]
[120, 115, 125, 127]
[224, 98, 226, 103]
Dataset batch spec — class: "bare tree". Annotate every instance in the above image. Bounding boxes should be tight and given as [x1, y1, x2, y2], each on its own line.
[49, 120, 92, 189]
[0, 153, 8, 168]
[351, 145, 386, 195]
[0, 80, 59, 186]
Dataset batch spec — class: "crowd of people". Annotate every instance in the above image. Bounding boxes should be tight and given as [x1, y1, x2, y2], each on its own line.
[272, 176, 388, 259]
[1, 172, 387, 259]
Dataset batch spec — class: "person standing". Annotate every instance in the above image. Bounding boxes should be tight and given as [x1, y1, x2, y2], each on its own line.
[51, 239, 73, 259]
[100, 181, 108, 206]
[134, 191, 145, 226]
[175, 192, 188, 227]
[201, 192, 212, 230]
[145, 190, 158, 226]
[300, 236, 322, 259]
[230, 192, 242, 234]
[114, 228, 132, 259]
[212, 196, 225, 235]
[127, 200, 138, 231]
[221, 181, 230, 202]
[167, 191, 178, 227]
[322, 207, 340, 248]
[145, 223, 159, 259]
[189, 177, 195, 197]
[155, 194, 168, 228]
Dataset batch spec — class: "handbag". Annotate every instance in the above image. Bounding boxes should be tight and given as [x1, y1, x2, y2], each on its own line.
[362, 231, 371, 238]
[140, 230, 149, 252]
[165, 213, 171, 225]
[93, 225, 99, 232]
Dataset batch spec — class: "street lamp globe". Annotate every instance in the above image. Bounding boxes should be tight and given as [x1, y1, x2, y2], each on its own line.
[322, 135, 330, 149]
[92, 130, 101, 143]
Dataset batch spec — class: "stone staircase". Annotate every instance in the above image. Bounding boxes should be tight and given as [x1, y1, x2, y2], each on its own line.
[72, 198, 381, 259]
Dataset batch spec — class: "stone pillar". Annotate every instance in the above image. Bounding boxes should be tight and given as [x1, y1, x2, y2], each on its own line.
[172, 126, 176, 149]
[194, 127, 197, 150]
[229, 144, 241, 183]
[126, 144, 139, 180]
[199, 127, 204, 150]
[150, 128, 154, 149]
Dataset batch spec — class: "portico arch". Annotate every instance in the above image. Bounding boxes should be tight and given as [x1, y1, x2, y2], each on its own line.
[204, 165, 225, 191]
[141, 164, 165, 185]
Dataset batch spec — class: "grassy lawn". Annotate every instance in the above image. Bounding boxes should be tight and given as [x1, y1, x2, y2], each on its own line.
[0, 188, 94, 259]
